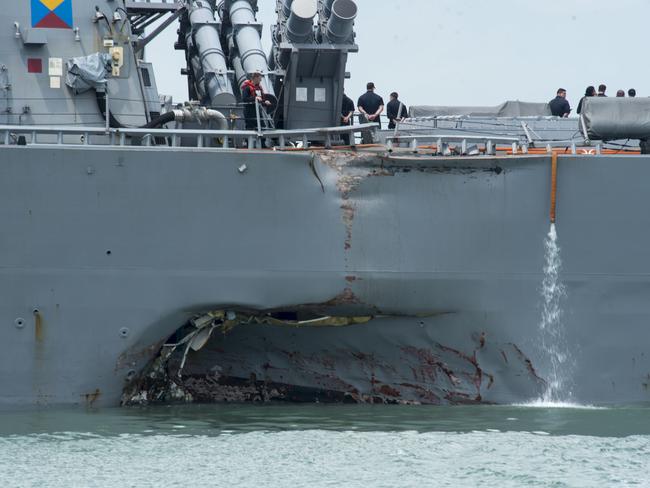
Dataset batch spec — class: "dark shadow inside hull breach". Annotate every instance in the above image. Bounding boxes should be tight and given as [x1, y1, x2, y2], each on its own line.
[122, 309, 547, 406]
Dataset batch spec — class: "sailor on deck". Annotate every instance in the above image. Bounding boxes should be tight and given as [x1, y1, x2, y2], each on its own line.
[549, 88, 571, 118]
[357, 82, 384, 143]
[577, 86, 596, 115]
[357, 82, 384, 129]
[341, 90, 355, 145]
[386, 92, 408, 129]
[241, 72, 271, 130]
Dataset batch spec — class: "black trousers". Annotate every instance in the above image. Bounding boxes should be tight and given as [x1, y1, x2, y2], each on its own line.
[341, 121, 352, 145]
[359, 114, 380, 144]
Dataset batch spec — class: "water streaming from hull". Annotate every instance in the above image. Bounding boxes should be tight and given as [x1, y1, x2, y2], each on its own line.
[538, 223, 572, 403]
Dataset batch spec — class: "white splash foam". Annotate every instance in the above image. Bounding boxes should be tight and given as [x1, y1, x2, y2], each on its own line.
[538, 223, 573, 403]
[513, 400, 607, 410]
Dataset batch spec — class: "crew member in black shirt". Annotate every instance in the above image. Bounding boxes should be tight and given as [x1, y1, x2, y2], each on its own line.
[357, 82, 384, 129]
[341, 91, 355, 145]
[577, 85, 596, 115]
[549, 88, 571, 118]
[386, 92, 408, 129]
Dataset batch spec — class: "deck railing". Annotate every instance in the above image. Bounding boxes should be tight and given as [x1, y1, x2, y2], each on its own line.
[0, 123, 378, 151]
[1, 123, 612, 156]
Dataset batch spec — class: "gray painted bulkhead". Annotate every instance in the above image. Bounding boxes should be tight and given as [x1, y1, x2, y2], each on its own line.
[1, 145, 650, 407]
[0, 0, 148, 127]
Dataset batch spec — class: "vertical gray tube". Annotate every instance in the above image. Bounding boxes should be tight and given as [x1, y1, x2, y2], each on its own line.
[323, 0, 336, 17]
[188, 0, 236, 106]
[227, 36, 248, 93]
[229, 0, 275, 96]
[281, 0, 294, 18]
[326, 0, 357, 44]
[286, 0, 317, 44]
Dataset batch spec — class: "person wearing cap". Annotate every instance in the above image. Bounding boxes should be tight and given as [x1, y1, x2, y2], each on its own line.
[357, 82, 384, 129]
[628, 88, 637, 97]
[386, 92, 408, 129]
[241, 72, 271, 130]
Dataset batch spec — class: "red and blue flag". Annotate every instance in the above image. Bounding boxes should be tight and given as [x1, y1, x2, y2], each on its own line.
[31, 0, 73, 29]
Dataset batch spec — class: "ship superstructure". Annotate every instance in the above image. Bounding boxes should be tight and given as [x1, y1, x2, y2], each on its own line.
[2, 0, 650, 408]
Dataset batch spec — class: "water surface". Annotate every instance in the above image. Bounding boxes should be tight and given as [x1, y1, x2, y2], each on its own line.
[1, 404, 649, 487]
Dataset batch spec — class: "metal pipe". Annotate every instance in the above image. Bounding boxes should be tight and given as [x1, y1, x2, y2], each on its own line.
[188, 1, 236, 107]
[550, 152, 558, 224]
[231, 48, 248, 94]
[229, 0, 275, 96]
[326, 0, 357, 44]
[105, 90, 110, 133]
[227, 34, 248, 94]
[281, 0, 294, 18]
[286, 0, 317, 44]
[172, 107, 229, 131]
[323, 0, 336, 17]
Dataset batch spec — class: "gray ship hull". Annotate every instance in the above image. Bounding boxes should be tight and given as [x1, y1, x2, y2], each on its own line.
[2, 144, 650, 407]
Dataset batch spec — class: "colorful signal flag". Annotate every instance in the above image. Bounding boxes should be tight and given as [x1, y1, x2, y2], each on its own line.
[31, 0, 73, 29]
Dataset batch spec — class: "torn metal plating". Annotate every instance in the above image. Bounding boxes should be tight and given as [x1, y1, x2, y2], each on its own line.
[121, 309, 375, 406]
[122, 306, 547, 407]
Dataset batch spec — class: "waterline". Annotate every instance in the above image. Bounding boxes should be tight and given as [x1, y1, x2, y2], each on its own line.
[513, 400, 607, 411]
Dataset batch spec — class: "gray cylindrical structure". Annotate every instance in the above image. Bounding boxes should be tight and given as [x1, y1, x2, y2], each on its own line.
[326, 0, 357, 44]
[188, 1, 236, 106]
[286, 0, 317, 44]
[281, 0, 294, 18]
[227, 36, 248, 94]
[229, 0, 274, 95]
[323, 0, 336, 17]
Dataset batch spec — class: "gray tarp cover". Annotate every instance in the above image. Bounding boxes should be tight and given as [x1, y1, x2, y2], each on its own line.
[582, 97, 650, 140]
[409, 101, 551, 118]
[65, 53, 111, 94]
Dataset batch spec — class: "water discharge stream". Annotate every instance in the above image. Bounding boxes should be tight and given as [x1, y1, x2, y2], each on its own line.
[538, 223, 572, 404]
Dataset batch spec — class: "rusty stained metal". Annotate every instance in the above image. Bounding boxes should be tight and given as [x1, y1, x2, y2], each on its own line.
[316, 151, 505, 277]
[82, 388, 101, 407]
[119, 155, 526, 407]
[34, 309, 44, 342]
[32, 308, 49, 406]
[319, 152, 387, 254]
[509, 343, 546, 384]
[120, 308, 376, 406]
[128, 344, 516, 406]
[115, 338, 167, 373]
[122, 307, 547, 406]
[116, 153, 535, 407]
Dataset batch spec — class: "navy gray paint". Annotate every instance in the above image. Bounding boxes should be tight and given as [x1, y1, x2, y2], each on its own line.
[2, 145, 650, 407]
[1, 0, 650, 409]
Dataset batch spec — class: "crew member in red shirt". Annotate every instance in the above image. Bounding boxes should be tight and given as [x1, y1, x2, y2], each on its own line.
[241, 72, 271, 130]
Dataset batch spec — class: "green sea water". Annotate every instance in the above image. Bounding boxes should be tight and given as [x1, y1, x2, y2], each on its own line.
[1, 403, 649, 487]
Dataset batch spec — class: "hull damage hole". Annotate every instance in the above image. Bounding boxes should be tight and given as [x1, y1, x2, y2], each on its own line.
[121, 309, 373, 406]
[121, 311, 545, 407]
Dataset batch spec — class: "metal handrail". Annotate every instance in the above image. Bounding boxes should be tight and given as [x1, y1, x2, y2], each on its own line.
[0, 123, 379, 150]
[386, 134, 521, 143]
[385, 133, 525, 156]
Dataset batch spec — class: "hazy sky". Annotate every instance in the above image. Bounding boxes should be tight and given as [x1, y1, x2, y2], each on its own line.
[149, 0, 648, 109]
